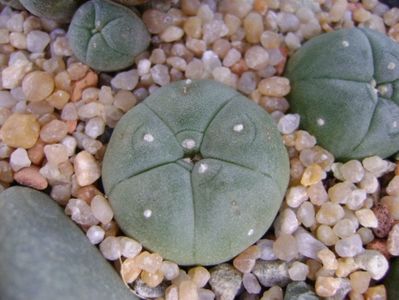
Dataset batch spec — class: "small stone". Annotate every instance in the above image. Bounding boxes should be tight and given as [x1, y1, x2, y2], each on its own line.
[252, 260, 290, 288]
[301, 163, 324, 186]
[359, 172, 379, 194]
[198, 288, 215, 300]
[316, 225, 339, 247]
[283, 282, 318, 300]
[99, 236, 121, 261]
[259, 77, 290, 97]
[277, 114, 300, 134]
[316, 202, 345, 226]
[74, 151, 101, 186]
[110, 70, 139, 91]
[336, 257, 359, 278]
[335, 234, 364, 257]
[90, 195, 114, 225]
[165, 284, 179, 300]
[65, 198, 98, 227]
[295, 227, 326, 260]
[288, 261, 309, 281]
[179, 280, 199, 300]
[188, 266, 210, 288]
[43, 144, 68, 166]
[349, 271, 371, 294]
[40, 119, 68, 143]
[136, 251, 163, 274]
[355, 209, 378, 228]
[223, 48, 241, 68]
[317, 248, 338, 270]
[387, 176, 399, 196]
[244, 46, 269, 70]
[257, 239, 277, 260]
[387, 223, 399, 255]
[354, 250, 388, 280]
[86, 225, 105, 245]
[46, 90, 70, 110]
[2, 59, 33, 89]
[315, 276, 341, 297]
[209, 264, 242, 300]
[161, 26, 184, 42]
[10, 148, 31, 172]
[297, 201, 316, 228]
[273, 233, 298, 261]
[132, 278, 166, 299]
[22, 71, 54, 102]
[358, 227, 374, 245]
[71, 71, 98, 102]
[151, 64, 170, 86]
[121, 256, 141, 284]
[184, 16, 202, 38]
[141, 270, 164, 288]
[244, 12, 263, 44]
[243, 273, 261, 294]
[328, 181, 354, 204]
[0, 113, 40, 149]
[372, 203, 394, 238]
[362, 156, 390, 177]
[26, 30, 50, 53]
[364, 285, 386, 300]
[233, 254, 256, 274]
[307, 181, 329, 206]
[340, 160, 365, 183]
[119, 237, 142, 258]
[14, 166, 48, 190]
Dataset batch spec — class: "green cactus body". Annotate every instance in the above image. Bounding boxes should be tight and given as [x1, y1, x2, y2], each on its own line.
[285, 28, 399, 161]
[67, 0, 150, 72]
[0, 187, 136, 300]
[18, 0, 81, 23]
[102, 80, 289, 266]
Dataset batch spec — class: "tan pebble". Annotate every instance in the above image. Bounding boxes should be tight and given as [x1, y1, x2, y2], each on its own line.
[306, 259, 322, 281]
[102, 220, 119, 237]
[231, 59, 248, 75]
[74, 150, 101, 186]
[27, 139, 45, 165]
[254, 0, 268, 14]
[141, 270, 164, 288]
[0, 161, 13, 183]
[301, 163, 324, 186]
[233, 254, 256, 273]
[258, 76, 290, 97]
[349, 271, 371, 294]
[181, 0, 200, 16]
[71, 71, 98, 102]
[121, 257, 141, 284]
[165, 284, 179, 300]
[364, 285, 386, 300]
[388, 223, 399, 255]
[22, 71, 54, 102]
[14, 166, 48, 190]
[179, 280, 198, 300]
[188, 266, 210, 288]
[244, 12, 264, 44]
[40, 119, 68, 143]
[66, 120, 77, 134]
[261, 285, 283, 300]
[75, 185, 102, 204]
[46, 90, 70, 110]
[136, 251, 163, 273]
[315, 276, 341, 297]
[381, 196, 399, 220]
[366, 239, 391, 259]
[335, 257, 358, 277]
[0, 113, 40, 149]
[317, 248, 338, 270]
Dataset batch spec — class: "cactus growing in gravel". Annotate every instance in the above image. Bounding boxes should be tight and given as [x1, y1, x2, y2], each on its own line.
[102, 79, 290, 265]
[67, 0, 150, 72]
[18, 0, 82, 23]
[284, 28, 399, 161]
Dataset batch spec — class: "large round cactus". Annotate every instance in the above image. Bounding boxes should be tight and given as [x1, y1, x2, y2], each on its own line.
[67, 0, 150, 72]
[102, 80, 289, 266]
[0, 186, 136, 300]
[18, 0, 82, 23]
[285, 28, 399, 161]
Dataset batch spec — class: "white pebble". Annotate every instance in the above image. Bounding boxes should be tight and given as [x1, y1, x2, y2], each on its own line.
[354, 250, 388, 280]
[86, 225, 105, 245]
[335, 234, 364, 257]
[99, 236, 121, 261]
[340, 160, 365, 183]
[277, 114, 300, 134]
[61, 136, 77, 157]
[43, 144, 69, 166]
[9, 147, 31, 171]
[74, 151, 101, 186]
[111, 69, 139, 91]
[137, 59, 151, 76]
[355, 209, 378, 228]
[85, 117, 105, 139]
[26, 30, 50, 53]
[91, 195, 114, 225]
[288, 261, 309, 281]
[65, 198, 99, 226]
[257, 239, 277, 260]
[119, 237, 142, 258]
[243, 273, 261, 294]
[286, 185, 308, 208]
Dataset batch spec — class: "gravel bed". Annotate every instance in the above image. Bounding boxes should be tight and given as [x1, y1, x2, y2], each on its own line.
[0, 0, 399, 299]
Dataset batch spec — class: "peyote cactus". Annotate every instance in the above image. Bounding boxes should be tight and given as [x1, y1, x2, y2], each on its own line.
[284, 28, 399, 161]
[0, 186, 136, 300]
[102, 80, 290, 265]
[18, 0, 82, 23]
[67, 0, 150, 72]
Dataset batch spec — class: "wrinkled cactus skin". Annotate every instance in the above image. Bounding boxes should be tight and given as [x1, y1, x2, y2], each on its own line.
[0, 186, 136, 300]
[18, 0, 82, 23]
[102, 80, 290, 266]
[67, 0, 150, 72]
[285, 28, 399, 161]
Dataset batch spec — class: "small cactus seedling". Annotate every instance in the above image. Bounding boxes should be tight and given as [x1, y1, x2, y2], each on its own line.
[67, 0, 150, 72]
[285, 28, 399, 161]
[102, 79, 289, 266]
[18, 0, 82, 23]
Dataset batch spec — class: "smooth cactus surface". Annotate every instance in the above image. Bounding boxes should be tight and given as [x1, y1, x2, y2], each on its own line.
[67, 0, 150, 72]
[18, 0, 82, 23]
[102, 80, 289, 265]
[0, 186, 136, 300]
[285, 28, 399, 161]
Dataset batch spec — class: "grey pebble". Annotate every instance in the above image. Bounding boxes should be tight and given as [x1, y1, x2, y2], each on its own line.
[209, 263, 243, 300]
[252, 260, 291, 288]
